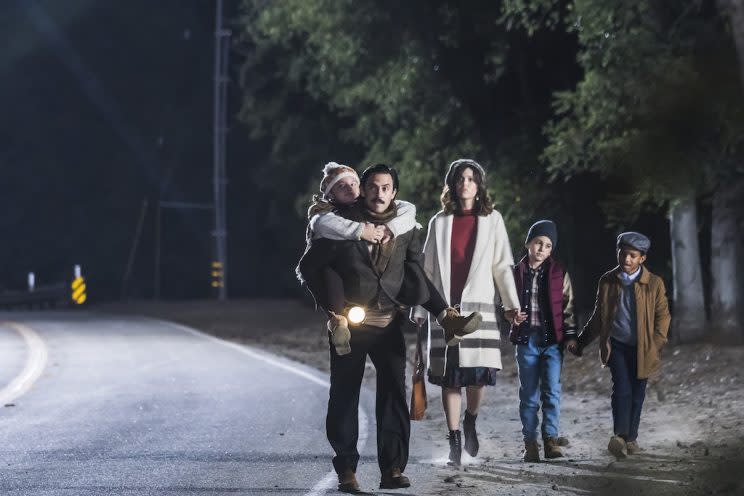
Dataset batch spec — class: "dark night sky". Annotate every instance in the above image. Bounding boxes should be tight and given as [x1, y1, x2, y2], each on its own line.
[0, 1, 685, 311]
[0, 0, 263, 301]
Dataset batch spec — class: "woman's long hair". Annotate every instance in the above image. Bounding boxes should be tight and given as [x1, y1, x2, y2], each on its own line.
[440, 159, 494, 216]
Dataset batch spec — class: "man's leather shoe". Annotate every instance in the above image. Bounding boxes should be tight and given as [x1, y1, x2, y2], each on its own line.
[379, 467, 410, 489]
[337, 469, 361, 493]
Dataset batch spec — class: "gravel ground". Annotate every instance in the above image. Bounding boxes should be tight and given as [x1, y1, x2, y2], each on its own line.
[97, 299, 744, 495]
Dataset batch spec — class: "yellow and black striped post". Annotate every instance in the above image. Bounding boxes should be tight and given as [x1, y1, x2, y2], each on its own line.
[71, 276, 87, 305]
[211, 261, 224, 291]
[71, 264, 87, 305]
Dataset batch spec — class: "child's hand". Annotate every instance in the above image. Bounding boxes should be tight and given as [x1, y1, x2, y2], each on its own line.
[360, 223, 386, 243]
[565, 339, 580, 356]
[379, 226, 394, 244]
[504, 309, 527, 325]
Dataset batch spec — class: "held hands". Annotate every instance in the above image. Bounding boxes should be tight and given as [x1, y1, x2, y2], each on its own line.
[360, 223, 387, 244]
[504, 309, 527, 326]
[565, 338, 581, 356]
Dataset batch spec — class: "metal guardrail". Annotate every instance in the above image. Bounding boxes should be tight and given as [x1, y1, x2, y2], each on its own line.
[0, 266, 87, 310]
[0, 284, 69, 310]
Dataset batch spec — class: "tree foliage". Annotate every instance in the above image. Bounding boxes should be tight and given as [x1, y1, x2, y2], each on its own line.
[542, 0, 744, 224]
[235, 0, 582, 251]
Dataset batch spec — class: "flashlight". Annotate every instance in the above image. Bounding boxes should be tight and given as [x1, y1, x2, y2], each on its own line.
[347, 306, 366, 325]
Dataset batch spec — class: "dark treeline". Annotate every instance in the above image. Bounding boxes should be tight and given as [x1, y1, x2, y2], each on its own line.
[234, 0, 744, 343]
[1, 1, 742, 342]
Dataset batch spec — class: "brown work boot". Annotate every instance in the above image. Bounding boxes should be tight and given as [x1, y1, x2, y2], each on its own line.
[379, 467, 410, 489]
[626, 440, 641, 454]
[608, 435, 628, 459]
[328, 313, 351, 356]
[438, 307, 482, 346]
[543, 437, 564, 459]
[337, 469, 361, 493]
[523, 440, 540, 463]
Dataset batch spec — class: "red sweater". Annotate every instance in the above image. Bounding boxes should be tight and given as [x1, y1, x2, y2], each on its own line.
[450, 210, 477, 305]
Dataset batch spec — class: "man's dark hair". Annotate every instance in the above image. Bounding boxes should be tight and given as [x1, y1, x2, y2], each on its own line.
[360, 163, 399, 191]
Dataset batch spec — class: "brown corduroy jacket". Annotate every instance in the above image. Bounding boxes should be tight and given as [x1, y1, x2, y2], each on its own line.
[577, 265, 671, 379]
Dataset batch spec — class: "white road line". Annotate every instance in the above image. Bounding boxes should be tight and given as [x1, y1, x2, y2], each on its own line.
[154, 318, 370, 496]
[0, 321, 48, 405]
[164, 319, 330, 387]
[306, 472, 338, 495]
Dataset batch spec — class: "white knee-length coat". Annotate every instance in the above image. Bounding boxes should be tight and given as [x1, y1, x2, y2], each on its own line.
[413, 209, 521, 377]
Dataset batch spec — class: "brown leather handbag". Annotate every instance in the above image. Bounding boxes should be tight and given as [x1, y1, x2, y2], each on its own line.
[410, 323, 427, 421]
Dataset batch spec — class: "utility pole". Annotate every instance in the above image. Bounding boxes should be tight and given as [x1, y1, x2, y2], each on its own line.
[154, 201, 214, 300]
[212, 0, 230, 300]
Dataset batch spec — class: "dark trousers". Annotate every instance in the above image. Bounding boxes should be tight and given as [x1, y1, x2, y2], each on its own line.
[327, 316, 410, 475]
[608, 338, 647, 442]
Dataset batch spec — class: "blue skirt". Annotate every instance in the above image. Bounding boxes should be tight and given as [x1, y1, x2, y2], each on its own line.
[428, 366, 498, 388]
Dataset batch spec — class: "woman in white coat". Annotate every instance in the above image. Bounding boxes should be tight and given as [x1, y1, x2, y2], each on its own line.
[413, 159, 521, 466]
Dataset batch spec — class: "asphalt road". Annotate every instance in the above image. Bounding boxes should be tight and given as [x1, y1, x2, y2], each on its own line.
[0, 312, 380, 495]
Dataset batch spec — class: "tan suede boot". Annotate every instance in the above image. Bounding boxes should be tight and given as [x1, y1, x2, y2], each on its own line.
[626, 440, 641, 454]
[328, 313, 351, 355]
[543, 437, 564, 459]
[608, 435, 628, 459]
[438, 307, 482, 345]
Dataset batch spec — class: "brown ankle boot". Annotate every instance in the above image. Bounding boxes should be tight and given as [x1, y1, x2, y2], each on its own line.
[439, 307, 482, 345]
[379, 467, 410, 489]
[337, 469, 360, 493]
[543, 437, 564, 459]
[523, 440, 540, 463]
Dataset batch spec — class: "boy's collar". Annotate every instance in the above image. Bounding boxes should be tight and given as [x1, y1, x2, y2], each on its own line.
[520, 255, 551, 271]
[612, 265, 650, 284]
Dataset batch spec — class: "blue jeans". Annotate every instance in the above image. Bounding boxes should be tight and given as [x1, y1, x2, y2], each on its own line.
[515, 333, 562, 441]
[608, 338, 647, 442]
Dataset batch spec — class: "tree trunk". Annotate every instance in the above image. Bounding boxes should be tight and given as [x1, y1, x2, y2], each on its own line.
[669, 195, 707, 343]
[727, 0, 744, 89]
[711, 182, 743, 341]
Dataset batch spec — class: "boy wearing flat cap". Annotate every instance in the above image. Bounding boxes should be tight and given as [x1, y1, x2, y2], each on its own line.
[566, 232, 671, 459]
[509, 220, 577, 462]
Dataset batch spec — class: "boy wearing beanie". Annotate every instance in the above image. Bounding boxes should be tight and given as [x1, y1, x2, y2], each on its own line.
[509, 220, 577, 462]
[566, 232, 671, 458]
